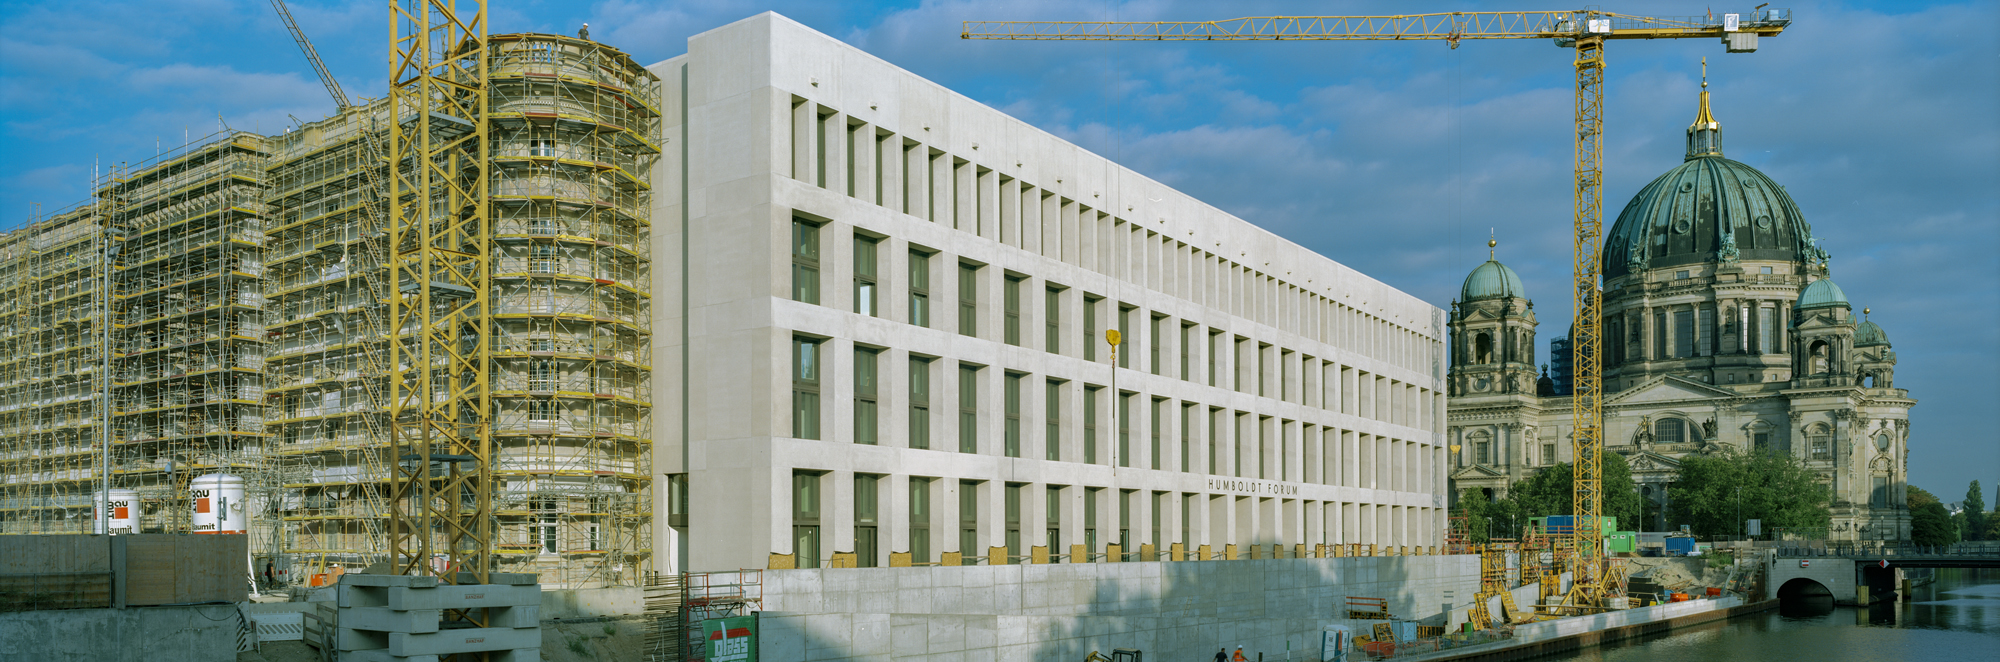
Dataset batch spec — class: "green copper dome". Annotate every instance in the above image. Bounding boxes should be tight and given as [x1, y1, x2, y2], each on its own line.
[1854, 320, 1890, 347]
[1797, 278, 1849, 310]
[1601, 90, 1827, 279]
[1460, 259, 1526, 303]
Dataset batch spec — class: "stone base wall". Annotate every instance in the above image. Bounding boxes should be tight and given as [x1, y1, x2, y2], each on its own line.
[758, 555, 1480, 662]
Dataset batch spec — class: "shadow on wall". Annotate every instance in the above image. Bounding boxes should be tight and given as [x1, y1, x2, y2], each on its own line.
[757, 552, 1481, 662]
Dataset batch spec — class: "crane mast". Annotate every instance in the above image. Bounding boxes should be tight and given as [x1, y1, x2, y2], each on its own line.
[963, 9, 1790, 611]
[268, 0, 351, 110]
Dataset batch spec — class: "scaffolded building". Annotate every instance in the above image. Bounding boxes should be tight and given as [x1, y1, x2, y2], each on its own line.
[0, 133, 271, 537]
[0, 34, 658, 589]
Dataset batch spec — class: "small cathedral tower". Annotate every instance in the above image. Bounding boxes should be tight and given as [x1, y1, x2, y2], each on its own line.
[1448, 238, 1539, 398]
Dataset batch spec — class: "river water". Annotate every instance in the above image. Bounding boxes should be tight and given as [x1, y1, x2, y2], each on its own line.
[1547, 568, 2000, 661]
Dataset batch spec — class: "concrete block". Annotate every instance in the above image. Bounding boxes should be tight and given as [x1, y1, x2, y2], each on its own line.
[388, 584, 540, 610]
[338, 583, 388, 608]
[338, 606, 442, 633]
[335, 626, 390, 651]
[388, 626, 539, 657]
[339, 651, 441, 662]
[340, 574, 440, 588]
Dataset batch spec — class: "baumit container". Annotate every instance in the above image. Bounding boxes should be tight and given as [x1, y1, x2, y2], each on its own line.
[190, 473, 247, 534]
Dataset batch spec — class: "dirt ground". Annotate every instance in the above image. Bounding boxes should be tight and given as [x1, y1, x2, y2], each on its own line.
[239, 616, 648, 662]
[1624, 554, 1738, 593]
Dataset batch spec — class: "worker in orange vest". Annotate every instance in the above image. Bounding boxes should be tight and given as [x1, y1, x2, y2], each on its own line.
[1232, 645, 1249, 662]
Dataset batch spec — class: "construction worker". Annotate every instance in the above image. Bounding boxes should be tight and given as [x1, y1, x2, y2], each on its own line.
[1212, 648, 1228, 662]
[1232, 645, 1249, 662]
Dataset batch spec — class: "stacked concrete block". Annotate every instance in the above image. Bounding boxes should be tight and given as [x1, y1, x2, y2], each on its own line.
[333, 574, 541, 662]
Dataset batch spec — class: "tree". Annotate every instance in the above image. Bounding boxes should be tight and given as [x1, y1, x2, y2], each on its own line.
[1962, 481, 1986, 542]
[1909, 485, 1957, 547]
[1668, 449, 1830, 538]
[1459, 487, 1493, 544]
[1500, 452, 1641, 533]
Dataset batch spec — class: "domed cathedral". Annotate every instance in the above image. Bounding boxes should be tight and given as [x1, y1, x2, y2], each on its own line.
[1445, 80, 1914, 542]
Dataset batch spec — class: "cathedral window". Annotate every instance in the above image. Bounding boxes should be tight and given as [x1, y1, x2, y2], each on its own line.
[1474, 332, 1493, 364]
[1542, 444, 1556, 465]
[1653, 311, 1667, 359]
[1655, 418, 1685, 444]
[1673, 311, 1695, 359]
[1808, 425, 1832, 460]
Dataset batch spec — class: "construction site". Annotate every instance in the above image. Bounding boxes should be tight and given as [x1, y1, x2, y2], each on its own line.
[0, 31, 659, 591]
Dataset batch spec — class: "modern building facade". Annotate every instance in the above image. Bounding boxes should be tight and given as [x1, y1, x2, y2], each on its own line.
[1445, 86, 1913, 542]
[654, 14, 1449, 572]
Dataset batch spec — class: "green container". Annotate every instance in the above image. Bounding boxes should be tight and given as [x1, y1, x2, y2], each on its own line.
[1605, 531, 1637, 554]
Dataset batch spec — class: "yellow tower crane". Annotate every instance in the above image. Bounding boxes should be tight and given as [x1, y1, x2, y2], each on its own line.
[963, 9, 1791, 610]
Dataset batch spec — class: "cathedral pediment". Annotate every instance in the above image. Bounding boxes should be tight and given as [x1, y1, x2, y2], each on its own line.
[1451, 464, 1507, 479]
[1606, 375, 1739, 406]
[1619, 449, 1683, 474]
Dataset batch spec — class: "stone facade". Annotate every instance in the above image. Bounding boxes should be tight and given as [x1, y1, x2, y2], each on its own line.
[1444, 88, 1913, 542]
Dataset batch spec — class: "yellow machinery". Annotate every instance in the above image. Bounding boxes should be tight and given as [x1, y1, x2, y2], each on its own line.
[963, 10, 1789, 610]
[387, 0, 495, 585]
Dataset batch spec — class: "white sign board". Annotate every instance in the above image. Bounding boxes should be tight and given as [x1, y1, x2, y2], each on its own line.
[1724, 13, 1741, 31]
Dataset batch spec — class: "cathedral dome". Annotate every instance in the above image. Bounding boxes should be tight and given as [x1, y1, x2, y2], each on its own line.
[1797, 278, 1849, 310]
[1854, 320, 1890, 347]
[1460, 258, 1526, 303]
[1600, 87, 1823, 279]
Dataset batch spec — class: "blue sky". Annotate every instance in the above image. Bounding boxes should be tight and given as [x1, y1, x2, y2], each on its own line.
[2, 1, 1994, 500]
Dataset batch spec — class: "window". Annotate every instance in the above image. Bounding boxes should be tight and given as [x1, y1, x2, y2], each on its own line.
[1083, 295, 1102, 361]
[1083, 386, 1101, 464]
[1760, 266, 1774, 275]
[1004, 373, 1023, 458]
[1045, 287, 1062, 354]
[908, 357, 931, 449]
[958, 263, 979, 337]
[529, 139, 555, 157]
[1809, 427, 1831, 460]
[1118, 305, 1134, 368]
[855, 474, 879, 567]
[1472, 431, 1491, 465]
[958, 365, 980, 453]
[1674, 311, 1694, 359]
[793, 471, 822, 569]
[909, 477, 931, 563]
[1698, 306, 1715, 356]
[1235, 337, 1250, 392]
[1118, 489, 1133, 558]
[1149, 398, 1163, 471]
[792, 337, 821, 439]
[535, 500, 558, 553]
[855, 348, 879, 445]
[959, 481, 981, 563]
[531, 243, 557, 274]
[1258, 417, 1269, 479]
[1759, 306, 1777, 354]
[1871, 476, 1891, 507]
[854, 236, 879, 316]
[1150, 315, 1164, 375]
[1675, 270, 1690, 280]
[1542, 444, 1556, 465]
[908, 250, 931, 328]
[529, 355, 556, 392]
[1753, 432, 1770, 450]
[1151, 491, 1165, 555]
[528, 399, 556, 423]
[1084, 488, 1101, 553]
[1209, 330, 1222, 387]
[1117, 393, 1133, 468]
[1004, 275, 1023, 346]
[1045, 486, 1063, 554]
[1209, 409, 1222, 475]
[1258, 343, 1271, 398]
[791, 220, 820, 304]
[1005, 483, 1023, 561]
[1045, 380, 1062, 461]
[1656, 418, 1684, 445]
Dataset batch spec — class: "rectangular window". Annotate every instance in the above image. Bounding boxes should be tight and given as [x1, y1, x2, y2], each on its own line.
[531, 243, 557, 274]
[1084, 487, 1100, 553]
[1653, 310, 1667, 359]
[1759, 306, 1778, 354]
[909, 477, 931, 563]
[1149, 398, 1163, 471]
[1045, 287, 1062, 354]
[909, 250, 931, 328]
[959, 480, 981, 563]
[1083, 295, 1102, 361]
[1753, 432, 1770, 450]
[1118, 305, 1134, 368]
[854, 474, 879, 567]
[1004, 372, 1023, 458]
[529, 356, 555, 392]
[1258, 343, 1271, 398]
[792, 337, 821, 440]
[1258, 417, 1269, 479]
[1084, 386, 1101, 464]
[528, 399, 556, 423]
[1180, 404, 1193, 473]
[1542, 443, 1556, 465]
[958, 263, 979, 337]
[1698, 306, 1715, 356]
[1118, 489, 1133, 559]
[854, 236, 879, 317]
[1004, 275, 1023, 346]
[1674, 310, 1694, 359]
[854, 348, 879, 445]
[1005, 483, 1023, 561]
[1045, 486, 1063, 555]
[1117, 393, 1132, 468]
[1811, 434, 1831, 460]
[1235, 337, 1249, 392]
[958, 365, 980, 453]
[1234, 413, 1246, 478]
[791, 220, 820, 304]
[1151, 491, 1165, 554]
[1209, 330, 1222, 387]
[536, 500, 558, 554]
[909, 357, 931, 449]
[793, 471, 822, 569]
[1150, 315, 1164, 375]
[1045, 381, 1062, 461]
[1871, 476, 1891, 507]
[1209, 409, 1222, 475]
